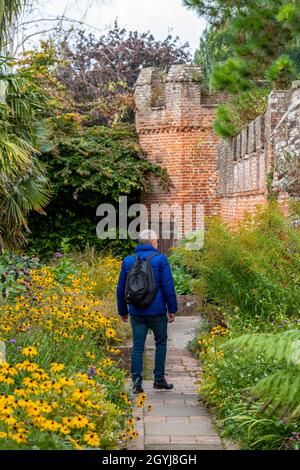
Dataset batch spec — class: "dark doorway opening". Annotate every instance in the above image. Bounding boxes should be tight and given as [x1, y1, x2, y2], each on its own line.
[157, 220, 175, 255]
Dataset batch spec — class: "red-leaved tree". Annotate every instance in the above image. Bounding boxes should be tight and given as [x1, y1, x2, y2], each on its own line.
[56, 21, 191, 125]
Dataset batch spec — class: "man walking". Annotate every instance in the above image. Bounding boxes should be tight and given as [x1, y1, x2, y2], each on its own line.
[116, 229, 178, 394]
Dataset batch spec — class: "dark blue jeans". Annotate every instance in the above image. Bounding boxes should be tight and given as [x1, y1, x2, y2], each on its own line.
[130, 314, 168, 385]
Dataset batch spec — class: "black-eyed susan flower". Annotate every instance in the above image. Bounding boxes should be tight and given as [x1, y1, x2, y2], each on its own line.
[105, 328, 116, 339]
[21, 347, 38, 358]
[84, 432, 100, 447]
[50, 362, 65, 373]
[12, 433, 27, 444]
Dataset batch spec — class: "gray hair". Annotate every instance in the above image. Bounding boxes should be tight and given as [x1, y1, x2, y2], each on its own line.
[138, 229, 158, 244]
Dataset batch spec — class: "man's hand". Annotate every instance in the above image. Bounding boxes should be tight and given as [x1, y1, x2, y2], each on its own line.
[168, 313, 175, 323]
[120, 315, 129, 323]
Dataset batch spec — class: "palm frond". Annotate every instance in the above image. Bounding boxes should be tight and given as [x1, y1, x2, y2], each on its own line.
[0, 1, 24, 50]
[0, 133, 35, 175]
[223, 330, 300, 364]
[223, 331, 300, 420]
[0, 166, 53, 249]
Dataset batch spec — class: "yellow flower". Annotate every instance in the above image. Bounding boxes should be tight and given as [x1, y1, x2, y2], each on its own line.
[3, 414, 17, 426]
[21, 347, 38, 358]
[58, 377, 74, 387]
[32, 371, 49, 380]
[62, 417, 73, 426]
[40, 419, 61, 432]
[108, 347, 121, 354]
[14, 388, 27, 397]
[0, 376, 14, 385]
[0, 432, 7, 439]
[86, 352, 95, 360]
[68, 436, 83, 450]
[16, 360, 32, 371]
[3, 366, 18, 376]
[128, 430, 139, 440]
[11, 433, 27, 444]
[60, 425, 70, 435]
[40, 381, 52, 391]
[70, 415, 89, 429]
[50, 363, 65, 373]
[105, 328, 116, 339]
[72, 388, 90, 400]
[22, 377, 39, 389]
[40, 404, 52, 414]
[84, 432, 100, 447]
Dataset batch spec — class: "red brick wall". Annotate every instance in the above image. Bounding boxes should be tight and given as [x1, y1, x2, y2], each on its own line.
[217, 90, 293, 224]
[135, 65, 223, 237]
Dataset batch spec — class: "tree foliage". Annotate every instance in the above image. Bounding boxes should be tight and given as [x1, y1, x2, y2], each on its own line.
[187, 0, 300, 136]
[27, 122, 167, 258]
[55, 22, 191, 125]
[194, 25, 233, 90]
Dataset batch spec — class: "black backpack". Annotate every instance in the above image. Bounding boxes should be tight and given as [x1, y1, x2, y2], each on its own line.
[124, 253, 158, 307]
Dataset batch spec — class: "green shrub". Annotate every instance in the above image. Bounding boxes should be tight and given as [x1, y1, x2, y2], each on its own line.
[169, 248, 194, 295]
[182, 203, 300, 325]
[27, 124, 166, 259]
[194, 325, 299, 449]
[214, 88, 269, 138]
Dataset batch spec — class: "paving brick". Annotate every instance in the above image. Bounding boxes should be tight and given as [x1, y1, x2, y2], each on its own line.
[145, 419, 215, 436]
[144, 435, 171, 445]
[170, 436, 197, 444]
[144, 416, 166, 422]
[145, 444, 223, 450]
[149, 405, 208, 417]
[195, 435, 222, 445]
[166, 417, 190, 423]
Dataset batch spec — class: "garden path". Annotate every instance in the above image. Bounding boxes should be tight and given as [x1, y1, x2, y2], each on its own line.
[128, 316, 225, 450]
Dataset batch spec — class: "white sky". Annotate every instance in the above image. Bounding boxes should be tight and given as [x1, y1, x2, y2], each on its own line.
[32, 0, 207, 54]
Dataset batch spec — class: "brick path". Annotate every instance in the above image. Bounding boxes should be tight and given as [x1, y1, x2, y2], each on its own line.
[128, 316, 224, 450]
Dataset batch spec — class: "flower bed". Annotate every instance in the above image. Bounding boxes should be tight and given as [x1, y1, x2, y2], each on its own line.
[0, 255, 136, 450]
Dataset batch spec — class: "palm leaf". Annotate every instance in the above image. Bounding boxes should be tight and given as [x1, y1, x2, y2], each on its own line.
[0, 1, 24, 50]
[223, 332, 300, 420]
[222, 330, 300, 364]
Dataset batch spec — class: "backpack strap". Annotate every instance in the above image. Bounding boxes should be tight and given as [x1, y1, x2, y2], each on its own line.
[146, 252, 159, 261]
[132, 252, 158, 261]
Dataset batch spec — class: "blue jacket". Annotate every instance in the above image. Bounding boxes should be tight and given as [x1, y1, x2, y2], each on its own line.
[116, 244, 178, 316]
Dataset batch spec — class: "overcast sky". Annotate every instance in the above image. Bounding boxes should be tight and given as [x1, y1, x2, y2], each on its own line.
[34, 0, 206, 54]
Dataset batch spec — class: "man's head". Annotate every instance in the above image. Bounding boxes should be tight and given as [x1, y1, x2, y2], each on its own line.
[138, 229, 158, 249]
